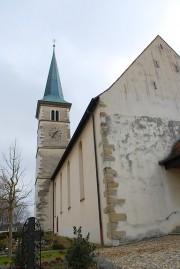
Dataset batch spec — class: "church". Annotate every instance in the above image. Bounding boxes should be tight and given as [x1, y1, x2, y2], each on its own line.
[35, 36, 180, 246]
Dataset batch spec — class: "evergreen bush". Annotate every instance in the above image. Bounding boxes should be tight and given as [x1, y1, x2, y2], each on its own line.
[65, 226, 95, 269]
[0, 241, 6, 251]
[12, 241, 23, 268]
[0, 233, 8, 240]
[52, 243, 65, 250]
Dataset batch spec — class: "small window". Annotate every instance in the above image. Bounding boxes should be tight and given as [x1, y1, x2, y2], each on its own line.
[79, 142, 85, 201]
[51, 110, 55, 121]
[56, 111, 59, 121]
[153, 81, 157, 89]
[175, 64, 179, 72]
[51, 110, 60, 121]
[154, 60, 160, 68]
[160, 44, 163, 49]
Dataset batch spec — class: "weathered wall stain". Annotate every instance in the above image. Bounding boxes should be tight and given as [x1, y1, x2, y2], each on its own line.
[113, 115, 180, 155]
[106, 112, 180, 241]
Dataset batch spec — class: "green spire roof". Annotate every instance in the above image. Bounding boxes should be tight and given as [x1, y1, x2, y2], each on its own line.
[42, 48, 67, 103]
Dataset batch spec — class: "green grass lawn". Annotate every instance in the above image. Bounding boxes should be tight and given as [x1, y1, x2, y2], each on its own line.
[42, 249, 65, 260]
[0, 250, 65, 266]
[0, 256, 11, 266]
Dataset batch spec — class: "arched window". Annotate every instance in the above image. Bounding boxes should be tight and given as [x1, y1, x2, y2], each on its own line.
[67, 161, 71, 209]
[56, 111, 59, 121]
[60, 173, 63, 214]
[79, 142, 85, 201]
[51, 110, 55, 121]
[51, 110, 60, 121]
[56, 216, 59, 233]
[54, 182, 56, 216]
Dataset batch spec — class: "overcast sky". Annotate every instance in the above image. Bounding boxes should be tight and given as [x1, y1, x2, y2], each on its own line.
[0, 0, 179, 215]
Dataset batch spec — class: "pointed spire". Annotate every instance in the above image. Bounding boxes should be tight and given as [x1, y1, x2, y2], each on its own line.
[42, 46, 67, 103]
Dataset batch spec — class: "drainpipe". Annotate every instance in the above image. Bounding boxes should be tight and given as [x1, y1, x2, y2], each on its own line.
[91, 112, 104, 245]
[52, 180, 54, 234]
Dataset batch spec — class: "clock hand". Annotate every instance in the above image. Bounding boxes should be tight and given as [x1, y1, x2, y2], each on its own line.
[52, 131, 58, 138]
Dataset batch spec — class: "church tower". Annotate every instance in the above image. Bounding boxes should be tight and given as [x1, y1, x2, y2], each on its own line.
[35, 46, 71, 231]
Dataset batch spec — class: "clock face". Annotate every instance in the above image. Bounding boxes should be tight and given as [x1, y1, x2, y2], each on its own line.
[49, 127, 62, 140]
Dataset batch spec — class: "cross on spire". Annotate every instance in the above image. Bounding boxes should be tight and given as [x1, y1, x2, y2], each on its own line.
[53, 38, 56, 48]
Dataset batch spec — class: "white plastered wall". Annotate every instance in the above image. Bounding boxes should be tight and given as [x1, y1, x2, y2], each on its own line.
[54, 117, 101, 243]
[99, 36, 180, 243]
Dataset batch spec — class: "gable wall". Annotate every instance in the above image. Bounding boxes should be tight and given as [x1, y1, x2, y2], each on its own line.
[99, 36, 180, 244]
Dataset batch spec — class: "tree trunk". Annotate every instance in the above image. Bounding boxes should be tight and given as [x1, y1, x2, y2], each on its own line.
[8, 207, 13, 258]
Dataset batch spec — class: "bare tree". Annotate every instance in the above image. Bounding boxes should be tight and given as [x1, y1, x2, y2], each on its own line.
[13, 204, 30, 230]
[0, 203, 30, 232]
[0, 202, 8, 230]
[0, 141, 31, 257]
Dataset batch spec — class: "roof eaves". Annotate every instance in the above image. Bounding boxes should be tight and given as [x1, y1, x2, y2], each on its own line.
[51, 96, 99, 180]
[159, 152, 180, 165]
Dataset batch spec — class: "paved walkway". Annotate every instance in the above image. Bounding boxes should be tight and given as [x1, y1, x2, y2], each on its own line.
[95, 235, 180, 269]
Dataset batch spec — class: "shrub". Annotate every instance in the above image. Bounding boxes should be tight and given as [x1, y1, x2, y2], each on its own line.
[12, 241, 23, 268]
[0, 233, 8, 240]
[52, 243, 65, 250]
[13, 231, 22, 240]
[0, 241, 6, 251]
[65, 226, 95, 269]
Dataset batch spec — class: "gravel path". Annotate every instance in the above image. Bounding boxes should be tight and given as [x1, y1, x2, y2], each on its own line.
[95, 235, 180, 269]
